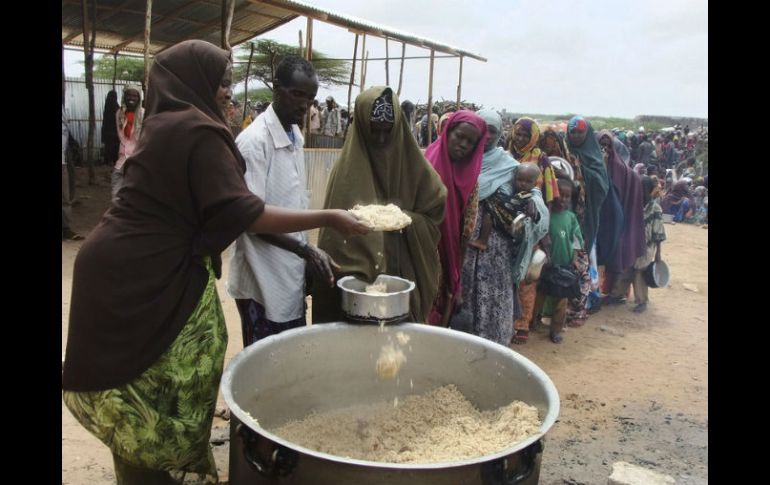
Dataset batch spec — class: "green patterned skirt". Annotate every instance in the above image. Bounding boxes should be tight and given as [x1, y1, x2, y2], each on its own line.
[63, 259, 227, 483]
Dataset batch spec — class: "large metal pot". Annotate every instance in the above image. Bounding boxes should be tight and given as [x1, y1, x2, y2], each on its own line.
[223, 322, 559, 485]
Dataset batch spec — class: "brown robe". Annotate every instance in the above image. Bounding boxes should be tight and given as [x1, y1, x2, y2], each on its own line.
[62, 40, 264, 391]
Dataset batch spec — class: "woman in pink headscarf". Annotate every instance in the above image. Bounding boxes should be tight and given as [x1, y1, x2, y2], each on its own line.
[425, 110, 489, 326]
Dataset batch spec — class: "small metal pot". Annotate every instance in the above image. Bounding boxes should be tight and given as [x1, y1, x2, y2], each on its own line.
[337, 274, 415, 321]
[644, 260, 670, 288]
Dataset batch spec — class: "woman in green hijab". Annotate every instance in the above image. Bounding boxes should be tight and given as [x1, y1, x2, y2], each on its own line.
[311, 87, 447, 323]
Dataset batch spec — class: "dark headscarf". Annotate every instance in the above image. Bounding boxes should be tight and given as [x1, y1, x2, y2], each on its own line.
[101, 90, 120, 163]
[566, 116, 609, 253]
[597, 130, 646, 272]
[312, 86, 447, 323]
[540, 125, 570, 159]
[613, 137, 631, 166]
[63, 40, 265, 391]
[371, 90, 395, 122]
[101, 90, 120, 140]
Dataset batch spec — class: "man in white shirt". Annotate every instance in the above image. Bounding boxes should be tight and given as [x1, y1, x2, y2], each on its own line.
[320, 96, 341, 137]
[227, 56, 338, 346]
[308, 99, 321, 134]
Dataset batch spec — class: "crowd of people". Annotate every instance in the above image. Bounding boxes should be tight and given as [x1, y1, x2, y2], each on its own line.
[62, 40, 708, 483]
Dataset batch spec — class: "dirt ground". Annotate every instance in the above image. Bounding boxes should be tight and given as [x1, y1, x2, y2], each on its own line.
[61, 165, 707, 485]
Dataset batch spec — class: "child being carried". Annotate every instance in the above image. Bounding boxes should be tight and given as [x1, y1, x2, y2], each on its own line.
[469, 163, 542, 252]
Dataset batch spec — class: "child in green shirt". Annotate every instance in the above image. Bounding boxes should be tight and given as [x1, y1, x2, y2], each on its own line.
[536, 178, 583, 343]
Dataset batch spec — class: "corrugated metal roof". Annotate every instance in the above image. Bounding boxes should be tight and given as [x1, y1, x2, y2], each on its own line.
[62, 0, 299, 55]
[62, 0, 485, 61]
[256, 0, 486, 61]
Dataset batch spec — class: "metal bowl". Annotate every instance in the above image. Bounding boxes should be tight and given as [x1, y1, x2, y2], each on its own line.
[644, 260, 670, 288]
[337, 274, 415, 321]
[549, 156, 574, 181]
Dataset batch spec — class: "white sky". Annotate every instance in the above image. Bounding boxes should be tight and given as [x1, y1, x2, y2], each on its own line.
[63, 0, 708, 119]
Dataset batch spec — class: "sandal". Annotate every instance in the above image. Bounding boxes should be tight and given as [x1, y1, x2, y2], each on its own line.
[549, 331, 563, 344]
[512, 330, 529, 345]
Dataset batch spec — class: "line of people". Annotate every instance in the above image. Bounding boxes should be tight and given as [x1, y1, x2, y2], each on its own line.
[62, 40, 688, 483]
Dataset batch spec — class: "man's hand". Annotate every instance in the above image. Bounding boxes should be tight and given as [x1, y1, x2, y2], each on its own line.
[297, 243, 340, 288]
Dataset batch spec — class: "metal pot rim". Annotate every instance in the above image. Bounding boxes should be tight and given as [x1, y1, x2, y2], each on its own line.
[222, 323, 560, 469]
[337, 274, 416, 296]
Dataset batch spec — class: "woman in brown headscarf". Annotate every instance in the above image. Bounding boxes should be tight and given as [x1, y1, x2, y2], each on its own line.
[312, 86, 447, 324]
[508, 117, 560, 205]
[540, 124, 570, 159]
[61, 40, 367, 484]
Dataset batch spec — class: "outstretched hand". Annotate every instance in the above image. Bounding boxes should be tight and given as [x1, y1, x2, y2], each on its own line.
[329, 210, 370, 236]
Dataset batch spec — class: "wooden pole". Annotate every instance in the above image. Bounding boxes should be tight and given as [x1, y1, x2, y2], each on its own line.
[456, 55, 464, 110]
[304, 17, 313, 143]
[385, 37, 390, 86]
[81, 0, 97, 184]
[298, 29, 303, 56]
[305, 17, 313, 60]
[361, 50, 369, 93]
[347, 33, 359, 113]
[221, 0, 226, 48]
[143, 0, 153, 92]
[427, 49, 435, 146]
[359, 34, 366, 94]
[62, 42, 66, 104]
[397, 42, 405, 97]
[221, 0, 235, 53]
[112, 52, 118, 90]
[242, 42, 254, 123]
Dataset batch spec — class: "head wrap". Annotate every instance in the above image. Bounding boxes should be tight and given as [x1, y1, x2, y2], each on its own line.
[476, 108, 518, 200]
[370, 90, 395, 123]
[568, 116, 588, 133]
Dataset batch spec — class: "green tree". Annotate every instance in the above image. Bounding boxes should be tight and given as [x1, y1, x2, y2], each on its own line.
[87, 55, 146, 82]
[233, 39, 349, 91]
[234, 88, 272, 107]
